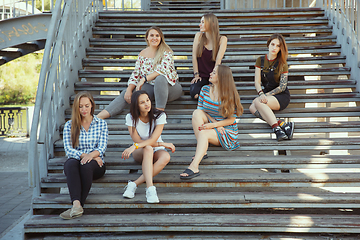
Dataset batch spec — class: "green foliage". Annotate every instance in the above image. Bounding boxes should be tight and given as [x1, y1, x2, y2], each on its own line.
[35, 0, 53, 12]
[0, 52, 43, 105]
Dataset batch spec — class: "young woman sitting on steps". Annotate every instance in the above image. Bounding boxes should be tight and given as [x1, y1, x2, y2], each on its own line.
[249, 33, 294, 141]
[180, 65, 243, 180]
[60, 91, 108, 219]
[97, 26, 182, 119]
[121, 90, 175, 203]
[190, 13, 227, 100]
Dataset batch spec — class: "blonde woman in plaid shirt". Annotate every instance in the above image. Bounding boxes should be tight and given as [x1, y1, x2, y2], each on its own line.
[60, 91, 108, 219]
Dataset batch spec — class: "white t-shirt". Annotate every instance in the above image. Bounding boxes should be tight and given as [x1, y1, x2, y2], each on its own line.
[125, 112, 167, 151]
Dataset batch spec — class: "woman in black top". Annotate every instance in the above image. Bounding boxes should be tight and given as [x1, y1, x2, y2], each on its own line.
[249, 33, 294, 141]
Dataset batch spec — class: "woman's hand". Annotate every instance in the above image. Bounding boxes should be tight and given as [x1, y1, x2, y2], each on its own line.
[162, 142, 175, 153]
[216, 126, 225, 135]
[93, 157, 104, 167]
[122, 145, 136, 159]
[80, 153, 93, 165]
[198, 123, 215, 131]
[191, 76, 202, 84]
[259, 94, 268, 104]
[136, 77, 146, 91]
[124, 89, 132, 104]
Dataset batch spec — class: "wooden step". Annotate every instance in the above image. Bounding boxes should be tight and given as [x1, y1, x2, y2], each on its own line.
[82, 55, 346, 68]
[54, 137, 360, 153]
[92, 26, 333, 37]
[79, 66, 350, 79]
[85, 45, 342, 58]
[70, 95, 360, 107]
[32, 191, 360, 212]
[95, 18, 330, 28]
[48, 155, 360, 171]
[98, 9, 325, 19]
[74, 79, 356, 91]
[41, 169, 360, 188]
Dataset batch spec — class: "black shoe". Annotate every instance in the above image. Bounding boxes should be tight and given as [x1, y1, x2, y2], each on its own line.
[281, 122, 294, 140]
[273, 126, 287, 141]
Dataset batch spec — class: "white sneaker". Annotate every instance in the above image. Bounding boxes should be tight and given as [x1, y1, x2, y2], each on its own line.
[123, 181, 137, 199]
[146, 186, 160, 203]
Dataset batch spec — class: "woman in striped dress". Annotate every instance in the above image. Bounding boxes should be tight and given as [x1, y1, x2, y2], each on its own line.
[180, 65, 243, 179]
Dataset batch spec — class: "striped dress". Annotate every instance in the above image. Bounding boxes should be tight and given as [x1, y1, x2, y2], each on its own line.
[198, 85, 240, 150]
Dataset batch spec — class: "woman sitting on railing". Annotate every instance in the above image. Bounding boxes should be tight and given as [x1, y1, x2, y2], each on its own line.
[121, 90, 175, 203]
[249, 33, 294, 141]
[180, 65, 243, 179]
[97, 26, 182, 119]
[60, 91, 108, 219]
[190, 13, 227, 99]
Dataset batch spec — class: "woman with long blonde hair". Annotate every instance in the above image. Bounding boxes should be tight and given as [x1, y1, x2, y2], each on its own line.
[60, 91, 108, 219]
[190, 13, 227, 99]
[180, 65, 243, 179]
[249, 33, 294, 141]
[97, 26, 182, 119]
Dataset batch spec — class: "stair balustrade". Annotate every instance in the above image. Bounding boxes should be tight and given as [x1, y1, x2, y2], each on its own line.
[28, 0, 101, 196]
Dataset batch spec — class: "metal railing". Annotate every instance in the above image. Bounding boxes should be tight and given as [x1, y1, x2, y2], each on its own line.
[0, 0, 55, 20]
[28, 0, 101, 195]
[103, 0, 141, 10]
[224, 0, 317, 9]
[321, 0, 360, 90]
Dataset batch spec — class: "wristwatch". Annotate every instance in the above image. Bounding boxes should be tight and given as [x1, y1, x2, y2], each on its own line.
[134, 143, 139, 149]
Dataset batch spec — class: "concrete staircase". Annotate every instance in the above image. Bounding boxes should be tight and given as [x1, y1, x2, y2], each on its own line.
[24, 8, 360, 239]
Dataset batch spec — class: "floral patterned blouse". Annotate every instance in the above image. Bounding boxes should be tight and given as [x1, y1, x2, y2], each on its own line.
[128, 51, 179, 86]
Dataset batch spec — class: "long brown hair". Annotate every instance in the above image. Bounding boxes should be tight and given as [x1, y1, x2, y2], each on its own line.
[196, 13, 221, 61]
[70, 91, 95, 148]
[217, 65, 243, 118]
[145, 26, 173, 66]
[130, 90, 163, 136]
[266, 33, 288, 73]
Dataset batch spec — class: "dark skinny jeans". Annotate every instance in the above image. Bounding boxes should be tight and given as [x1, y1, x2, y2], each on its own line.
[64, 158, 106, 206]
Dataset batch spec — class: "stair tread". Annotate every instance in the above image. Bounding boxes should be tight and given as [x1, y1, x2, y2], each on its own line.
[24, 213, 360, 233]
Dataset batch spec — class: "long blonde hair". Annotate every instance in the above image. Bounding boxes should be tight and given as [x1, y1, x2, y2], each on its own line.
[70, 91, 95, 148]
[145, 26, 173, 66]
[266, 33, 288, 74]
[217, 65, 243, 118]
[196, 13, 221, 61]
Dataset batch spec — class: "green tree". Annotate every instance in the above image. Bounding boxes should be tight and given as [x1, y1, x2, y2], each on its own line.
[0, 52, 43, 105]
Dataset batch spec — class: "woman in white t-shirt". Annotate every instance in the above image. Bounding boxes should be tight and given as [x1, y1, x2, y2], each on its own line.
[121, 90, 175, 203]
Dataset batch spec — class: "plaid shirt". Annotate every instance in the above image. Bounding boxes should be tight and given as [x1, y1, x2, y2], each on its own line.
[63, 116, 108, 162]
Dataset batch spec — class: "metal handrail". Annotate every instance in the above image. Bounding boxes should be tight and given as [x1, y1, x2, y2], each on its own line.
[0, 0, 54, 20]
[28, 0, 101, 195]
[321, 0, 360, 90]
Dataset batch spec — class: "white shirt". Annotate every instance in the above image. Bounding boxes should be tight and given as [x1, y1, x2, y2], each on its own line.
[125, 112, 167, 151]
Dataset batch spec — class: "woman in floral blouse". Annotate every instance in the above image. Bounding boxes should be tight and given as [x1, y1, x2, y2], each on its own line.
[97, 26, 183, 119]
